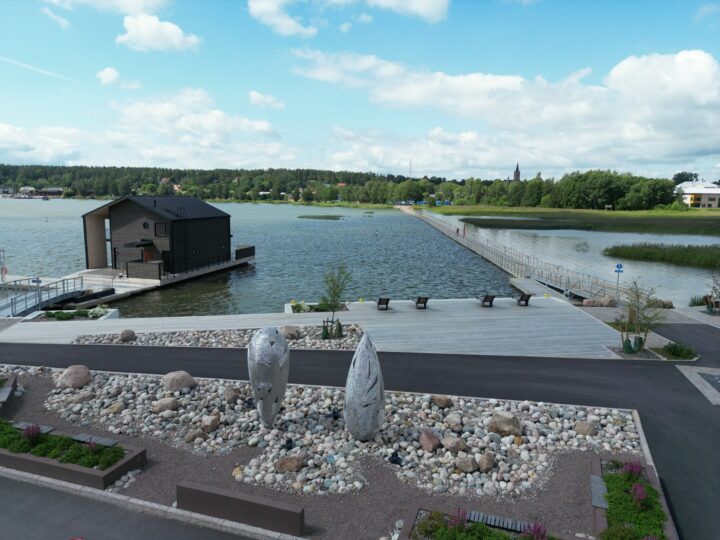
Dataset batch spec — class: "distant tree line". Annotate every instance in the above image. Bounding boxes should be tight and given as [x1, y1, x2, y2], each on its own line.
[0, 164, 697, 211]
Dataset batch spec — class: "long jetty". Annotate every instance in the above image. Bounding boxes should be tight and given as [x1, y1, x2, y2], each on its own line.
[400, 206, 628, 300]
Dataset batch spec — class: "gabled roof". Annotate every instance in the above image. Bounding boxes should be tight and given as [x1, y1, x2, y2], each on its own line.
[82, 196, 229, 221]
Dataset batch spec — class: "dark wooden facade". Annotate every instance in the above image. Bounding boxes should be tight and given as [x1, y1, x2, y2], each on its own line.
[83, 196, 231, 277]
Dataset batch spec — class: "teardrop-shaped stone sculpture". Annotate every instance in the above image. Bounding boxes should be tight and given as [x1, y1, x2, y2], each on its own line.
[344, 333, 385, 441]
[248, 327, 290, 428]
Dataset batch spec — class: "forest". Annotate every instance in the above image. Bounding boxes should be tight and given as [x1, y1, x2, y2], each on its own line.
[0, 164, 698, 211]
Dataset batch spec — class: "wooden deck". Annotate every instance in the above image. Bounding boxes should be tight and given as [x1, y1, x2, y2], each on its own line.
[0, 297, 622, 359]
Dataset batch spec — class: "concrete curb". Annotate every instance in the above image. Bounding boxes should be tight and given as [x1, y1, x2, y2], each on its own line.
[0, 466, 303, 540]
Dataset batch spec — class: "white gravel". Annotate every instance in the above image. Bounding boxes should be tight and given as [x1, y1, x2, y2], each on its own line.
[24, 366, 642, 498]
[72, 325, 362, 351]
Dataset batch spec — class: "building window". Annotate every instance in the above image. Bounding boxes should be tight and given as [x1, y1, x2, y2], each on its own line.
[708, 197, 716, 202]
[155, 223, 169, 237]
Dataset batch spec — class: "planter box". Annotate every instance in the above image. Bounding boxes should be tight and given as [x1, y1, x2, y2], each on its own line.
[176, 481, 304, 536]
[0, 436, 146, 490]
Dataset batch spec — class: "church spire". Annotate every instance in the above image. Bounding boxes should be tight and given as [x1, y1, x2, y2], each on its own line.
[513, 163, 520, 181]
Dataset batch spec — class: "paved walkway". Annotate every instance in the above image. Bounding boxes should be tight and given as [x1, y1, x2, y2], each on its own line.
[1, 322, 718, 539]
[0, 297, 622, 358]
[0, 476, 248, 540]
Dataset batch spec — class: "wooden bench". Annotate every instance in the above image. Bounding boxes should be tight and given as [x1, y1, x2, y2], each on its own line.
[377, 297, 390, 310]
[480, 294, 495, 308]
[517, 294, 532, 306]
[415, 296, 429, 309]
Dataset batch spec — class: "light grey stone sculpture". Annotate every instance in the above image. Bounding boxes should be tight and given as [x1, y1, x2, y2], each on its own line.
[248, 327, 290, 428]
[344, 333, 385, 441]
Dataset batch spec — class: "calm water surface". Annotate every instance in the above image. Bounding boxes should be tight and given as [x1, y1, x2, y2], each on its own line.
[431, 212, 719, 306]
[0, 199, 515, 316]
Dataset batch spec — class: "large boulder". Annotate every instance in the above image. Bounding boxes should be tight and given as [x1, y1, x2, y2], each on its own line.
[201, 414, 220, 433]
[279, 325, 301, 340]
[152, 397, 179, 414]
[419, 430, 441, 452]
[575, 420, 597, 436]
[488, 412, 522, 437]
[445, 412, 463, 432]
[57, 365, 92, 389]
[441, 436, 468, 453]
[274, 455, 304, 473]
[248, 327, 290, 428]
[120, 329, 136, 343]
[456, 456, 478, 474]
[162, 371, 197, 393]
[478, 451, 496, 473]
[431, 395, 453, 409]
[344, 334, 385, 442]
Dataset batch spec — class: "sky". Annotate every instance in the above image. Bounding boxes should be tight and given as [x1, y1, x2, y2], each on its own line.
[0, 0, 718, 180]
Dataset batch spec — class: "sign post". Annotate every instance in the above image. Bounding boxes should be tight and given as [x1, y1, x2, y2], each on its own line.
[614, 263, 623, 301]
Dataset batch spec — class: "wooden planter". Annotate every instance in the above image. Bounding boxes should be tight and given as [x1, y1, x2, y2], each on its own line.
[0, 438, 146, 490]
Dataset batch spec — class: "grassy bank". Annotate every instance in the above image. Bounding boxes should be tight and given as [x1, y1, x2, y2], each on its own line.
[428, 205, 720, 236]
[603, 243, 720, 269]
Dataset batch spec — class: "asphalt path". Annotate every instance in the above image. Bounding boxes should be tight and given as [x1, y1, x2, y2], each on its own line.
[1, 322, 718, 539]
[0, 476, 249, 540]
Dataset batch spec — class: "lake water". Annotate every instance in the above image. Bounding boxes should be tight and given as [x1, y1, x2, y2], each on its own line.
[431, 212, 719, 306]
[1, 198, 716, 314]
[0, 199, 515, 316]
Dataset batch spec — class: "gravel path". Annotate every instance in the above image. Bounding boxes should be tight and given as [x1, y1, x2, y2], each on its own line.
[72, 325, 363, 351]
[0, 368, 639, 539]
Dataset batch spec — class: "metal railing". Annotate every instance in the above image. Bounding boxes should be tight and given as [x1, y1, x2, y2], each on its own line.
[8, 277, 84, 317]
[404, 207, 630, 299]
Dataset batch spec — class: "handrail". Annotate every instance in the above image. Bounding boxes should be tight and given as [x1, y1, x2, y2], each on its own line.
[9, 277, 84, 317]
[403, 207, 630, 299]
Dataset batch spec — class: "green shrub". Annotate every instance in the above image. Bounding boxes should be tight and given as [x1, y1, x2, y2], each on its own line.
[688, 295, 707, 307]
[659, 342, 696, 360]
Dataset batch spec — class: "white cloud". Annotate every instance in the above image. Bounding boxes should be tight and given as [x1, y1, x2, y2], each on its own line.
[41, 7, 70, 29]
[0, 88, 293, 168]
[43, 0, 168, 14]
[95, 66, 142, 89]
[339, 21, 352, 32]
[357, 12, 373, 23]
[365, 0, 448, 22]
[695, 3, 719, 20]
[247, 0, 318, 37]
[96, 67, 120, 85]
[0, 123, 82, 164]
[293, 48, 720, 177]
[249, 90, 286, 110]
[116, 13, 199, 51]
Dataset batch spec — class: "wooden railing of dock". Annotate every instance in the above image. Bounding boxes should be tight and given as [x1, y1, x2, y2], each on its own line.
[400, 206, 629, 300]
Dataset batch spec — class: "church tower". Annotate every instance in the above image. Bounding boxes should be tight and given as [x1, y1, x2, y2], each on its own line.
[513, 163, 520, 181]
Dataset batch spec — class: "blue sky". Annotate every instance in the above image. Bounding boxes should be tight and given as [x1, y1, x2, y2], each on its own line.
[0, 0, 718, 179]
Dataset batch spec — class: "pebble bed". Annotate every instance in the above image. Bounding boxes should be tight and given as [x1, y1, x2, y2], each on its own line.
[72, 325, 362, 350]
[31, 367, 641, 499]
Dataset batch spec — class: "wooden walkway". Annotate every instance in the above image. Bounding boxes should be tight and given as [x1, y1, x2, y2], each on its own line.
[401, 207, 629, 300]
[0, 297, 622, 359]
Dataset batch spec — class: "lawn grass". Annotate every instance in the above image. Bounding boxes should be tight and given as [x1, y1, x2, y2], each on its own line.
[603, 243, 720, 269]
[427, 205, 720, 236]
[0, 420, 124, 470]
[602, 468, 667, 539]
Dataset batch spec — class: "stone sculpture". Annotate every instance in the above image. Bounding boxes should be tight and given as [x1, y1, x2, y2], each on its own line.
[248, 327, 290, 428]
[344, 333, 385, 441]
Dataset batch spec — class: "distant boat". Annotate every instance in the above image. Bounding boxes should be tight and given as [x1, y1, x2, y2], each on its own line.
[42, 196, 49, 200]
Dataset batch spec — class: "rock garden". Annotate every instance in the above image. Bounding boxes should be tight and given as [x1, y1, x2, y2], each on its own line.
[71, 324, 363, 350]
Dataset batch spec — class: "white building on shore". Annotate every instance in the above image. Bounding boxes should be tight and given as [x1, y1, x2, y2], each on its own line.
[676, 181, 720, 208]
